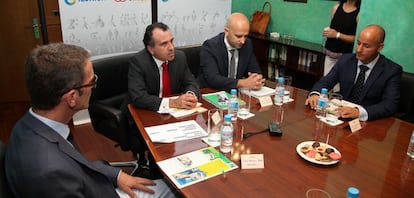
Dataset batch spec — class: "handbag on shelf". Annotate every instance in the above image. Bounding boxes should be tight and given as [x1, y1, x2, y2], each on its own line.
[250, 1, 272, 35]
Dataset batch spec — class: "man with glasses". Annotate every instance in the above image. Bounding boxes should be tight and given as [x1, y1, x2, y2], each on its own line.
[5, 43, 176, 197]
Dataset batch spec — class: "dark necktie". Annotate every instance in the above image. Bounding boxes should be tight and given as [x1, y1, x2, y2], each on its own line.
[349, 65, 369, 103]
[67, 133, 80, 151]
[229, 49, 236, 79]
[162, 62, 171, 97]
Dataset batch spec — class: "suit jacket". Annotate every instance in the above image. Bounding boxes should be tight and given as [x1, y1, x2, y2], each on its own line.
[5, 112, 120, 197]
[199, 32, 262, 91]
[128, 49, 200, 111]
[310, 53, 402, 120]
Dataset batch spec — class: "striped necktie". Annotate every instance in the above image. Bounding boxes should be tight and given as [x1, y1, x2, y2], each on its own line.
[349, 65, 369, 103]
[229, 49, 236, 79]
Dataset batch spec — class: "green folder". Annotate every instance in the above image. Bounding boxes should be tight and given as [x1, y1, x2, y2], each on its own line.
[202, 91, 245, 110]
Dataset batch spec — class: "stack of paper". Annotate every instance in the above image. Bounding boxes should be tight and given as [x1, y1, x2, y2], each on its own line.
[240, 86, 275, 97]
[144, 120, 208, 143]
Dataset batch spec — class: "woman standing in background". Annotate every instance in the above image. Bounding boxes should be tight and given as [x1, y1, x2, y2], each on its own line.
[322, 0, 361, 75]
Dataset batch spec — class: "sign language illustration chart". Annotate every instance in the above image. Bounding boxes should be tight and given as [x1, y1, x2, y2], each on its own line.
[158, 0, 231, 46]
[59, 0, 151, 56]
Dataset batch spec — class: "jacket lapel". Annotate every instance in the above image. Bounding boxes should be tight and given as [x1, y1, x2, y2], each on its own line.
[360, 55, 385, 100]
[23, 113, 105, 173]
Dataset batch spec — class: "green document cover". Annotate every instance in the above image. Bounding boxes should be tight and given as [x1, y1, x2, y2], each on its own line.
[202, 91, 245, 110]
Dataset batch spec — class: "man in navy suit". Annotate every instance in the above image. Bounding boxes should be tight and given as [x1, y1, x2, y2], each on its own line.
[5, 43, 175, 197]
[128, 22, 200, 112]
[306, 24, 402, 121]
[199, 12, 265, 91]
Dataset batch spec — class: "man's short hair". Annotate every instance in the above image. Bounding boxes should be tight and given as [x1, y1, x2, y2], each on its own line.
[25, 43, 90, 110]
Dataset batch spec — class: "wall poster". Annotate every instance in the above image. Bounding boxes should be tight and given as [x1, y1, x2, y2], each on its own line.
[58, 0, 151, 57]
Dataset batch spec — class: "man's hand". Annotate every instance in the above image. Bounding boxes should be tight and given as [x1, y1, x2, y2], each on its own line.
[305, 94, 319, 109]
[336, 106, 360, 119]
[117, 171, 156, 198]
[170, 93, 198, 109]
[237, 72, 265, 90]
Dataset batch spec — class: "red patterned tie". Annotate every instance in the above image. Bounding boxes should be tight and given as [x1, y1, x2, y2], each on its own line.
[162, 62, 171, 97]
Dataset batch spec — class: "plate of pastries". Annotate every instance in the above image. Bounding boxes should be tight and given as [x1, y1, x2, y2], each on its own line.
[296, 141, 341, 165]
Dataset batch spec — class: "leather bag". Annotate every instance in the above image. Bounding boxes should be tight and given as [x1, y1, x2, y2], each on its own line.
[250, 1, 272, 35]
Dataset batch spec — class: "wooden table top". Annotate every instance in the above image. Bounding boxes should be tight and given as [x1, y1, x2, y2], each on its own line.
[128, 85, 414, 197]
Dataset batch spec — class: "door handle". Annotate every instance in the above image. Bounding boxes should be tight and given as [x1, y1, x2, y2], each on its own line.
[32, 18, 40, 39]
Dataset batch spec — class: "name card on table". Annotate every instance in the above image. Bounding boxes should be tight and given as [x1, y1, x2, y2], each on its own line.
[241, 154, 264, 169]
[258, 96, 273, 107]
[349, 118, 362, 132]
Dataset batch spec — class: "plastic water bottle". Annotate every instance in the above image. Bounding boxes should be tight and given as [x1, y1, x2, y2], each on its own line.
[274, 77, 285, 106]
[228, 89, 238, 121]
[315, 88, 328, 119]
[322, 27, 330, 46]
[346, 187, 359, 198]
[407, 130, 414, 158]
[220, 114, 234, 153]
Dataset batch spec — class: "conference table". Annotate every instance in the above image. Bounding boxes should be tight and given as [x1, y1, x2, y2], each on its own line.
[128, 82, 414, 197]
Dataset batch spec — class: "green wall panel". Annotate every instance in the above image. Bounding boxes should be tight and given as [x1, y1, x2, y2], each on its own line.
[233, 0, 414, 73]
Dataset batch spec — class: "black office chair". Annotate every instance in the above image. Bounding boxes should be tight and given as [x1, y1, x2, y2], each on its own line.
[0, 141, 12, 198]
[88, 52, 148, 175]
[396, 72, 414, 123]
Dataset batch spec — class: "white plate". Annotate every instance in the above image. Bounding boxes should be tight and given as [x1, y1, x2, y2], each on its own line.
[296, 141, 341, 165]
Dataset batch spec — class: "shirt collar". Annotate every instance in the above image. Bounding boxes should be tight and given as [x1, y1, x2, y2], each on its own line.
[152, 56, 168, 69]
[358, 54, 380, 70]
[29, 108, 70, 140]
[224, 35, 236, 51]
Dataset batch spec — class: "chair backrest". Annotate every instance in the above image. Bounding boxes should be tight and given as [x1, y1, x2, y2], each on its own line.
[90, 52, 135, 103]
[176, 45, 201, 77]
[399, 72, 414, 114]
[0, 141, 12, 198]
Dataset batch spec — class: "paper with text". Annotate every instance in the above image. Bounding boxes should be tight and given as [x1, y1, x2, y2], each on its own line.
[145, 120, 208, 143]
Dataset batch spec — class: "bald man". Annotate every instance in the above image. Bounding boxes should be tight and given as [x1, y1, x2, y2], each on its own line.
[305, 24, 402, 121]
[199, 12, 265, 91]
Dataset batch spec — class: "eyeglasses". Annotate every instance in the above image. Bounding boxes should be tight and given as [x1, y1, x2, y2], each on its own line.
[73, 74, 98, 90]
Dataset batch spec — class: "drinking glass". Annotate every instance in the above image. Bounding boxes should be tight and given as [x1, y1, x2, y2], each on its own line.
[283, 75, 292, 87]
[329, 92, 343, 107]
[305, 188, 331, 198]
[207, 108, 223, 143]
[238, 89, 251, 117]
[274, 106, 284, 124]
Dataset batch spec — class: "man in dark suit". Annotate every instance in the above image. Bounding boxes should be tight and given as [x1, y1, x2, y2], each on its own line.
[5, 43, 175, 197]
[306, 24, 402, 121]
[199, 12, 265, 91]
[128, 22, 200, 112]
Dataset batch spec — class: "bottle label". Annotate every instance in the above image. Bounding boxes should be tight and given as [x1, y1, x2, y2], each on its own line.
[229, 101, 238, 109]
[317, 99, 327, 108]
[221, 126, 233, 147]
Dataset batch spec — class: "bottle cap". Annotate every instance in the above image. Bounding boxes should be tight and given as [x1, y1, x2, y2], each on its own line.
[278, 77, 285, 83]
[347, 187, 359, 198]
[321, 88, 328, 94]
[231, 89, 237, 95]
[224, 114, 232, 122]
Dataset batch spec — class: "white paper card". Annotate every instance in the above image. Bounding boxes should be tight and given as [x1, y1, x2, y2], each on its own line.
[349, 118, 362, 132]
[211, 111, 221, 125]
[258, 96, 273, 107]
[241, 154, 264, 169]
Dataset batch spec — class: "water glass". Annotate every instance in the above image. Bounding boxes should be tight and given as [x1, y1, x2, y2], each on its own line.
[306, 188, 331, 198]
[329, 92, 343, 105]
[274, 106, 284, 124]
[238, 89, 251, 117]
[283, 75, 292, 87]
[207, 108, 223, 143]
